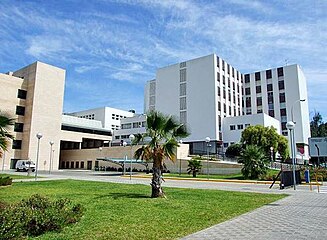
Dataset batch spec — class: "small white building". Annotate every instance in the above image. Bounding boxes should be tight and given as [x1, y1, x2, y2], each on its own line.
[222, 113, 281, 148]
[69, 107, 135, 131]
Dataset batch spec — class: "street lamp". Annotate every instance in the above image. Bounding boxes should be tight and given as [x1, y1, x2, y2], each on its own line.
[205, 137, 211, 179]
[49, 141, 54, 174]
[123, 141, 127, 175]
[179, 140, 183, 176]
[291, 99, 306, 123]
[270, 146, 274, 168]
[35, 133, 43, 181]
[286, 121, 296, 190]
[129, 134, 135, 180]
[99, 147, 103, 171]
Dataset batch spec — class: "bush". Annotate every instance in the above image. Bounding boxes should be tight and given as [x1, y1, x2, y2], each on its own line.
[241, 145, 269, 180]
[225, 143, 242, 158]
[0, 177, 12, 186]
[0, 194, 83, 240]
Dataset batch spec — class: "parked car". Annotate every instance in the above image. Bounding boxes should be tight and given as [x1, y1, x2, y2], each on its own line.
[16, 160, 36, 172]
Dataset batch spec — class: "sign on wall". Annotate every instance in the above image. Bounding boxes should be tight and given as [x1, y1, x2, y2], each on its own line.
[308, 137, 327, 157]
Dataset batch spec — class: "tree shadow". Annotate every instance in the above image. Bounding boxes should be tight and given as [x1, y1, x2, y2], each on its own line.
[95, 192, 150, 200]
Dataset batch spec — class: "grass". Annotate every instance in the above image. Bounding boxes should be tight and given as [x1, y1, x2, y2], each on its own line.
[0, 180, 286, 240]
[0, 173, 34, 179]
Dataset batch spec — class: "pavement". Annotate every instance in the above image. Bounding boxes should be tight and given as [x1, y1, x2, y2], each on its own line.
[3, 170, 327, 239]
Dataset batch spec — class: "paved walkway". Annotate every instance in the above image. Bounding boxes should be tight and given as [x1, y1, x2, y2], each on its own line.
[5, 170, 327, 239]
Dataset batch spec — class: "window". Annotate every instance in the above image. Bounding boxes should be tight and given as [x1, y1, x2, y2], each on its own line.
[224, 103, 226, 113]
[257, 109, 263, 113]
[14, 123, 24, 132]
[17, 89, 27, 99]
[121, 123, 131, 129]
[133, 122, 141, 128]
[223, 76, 225, 85]
[269, 110, 275, 117]
[279, 92, 286, 103]
[180, 97, 187, 110]
[255, 72, 261, 81]
[267, 84, 273, 92]
[223, 88, 226, 99]
[228, 90, 231, 101]
[280, 108, 287, 116]
[277, 67, 284, 77]
[180, 111, 187, 124]
[266, 70, 272, 79]
[16, 106, 25, 116]
[278, 80, 285, 90]
[218, 101, 221, 111]
[256, 85, 261, 93]
[217, 86, 221, 96]
[237, 124, 243, 130]
[227, 64, 230, 74]
[246, 109, 252, 115]
[180, 83, 186, 96]
[230, 125, 236, 130]
[246, 97, 251, 107]
[224, 143, 229, 148]
[268, 92, 274, 104]
[12, 140, 22, 149]
[245, 87, 251, 95]
[180, 69, 186, 82]
[232, 82, 235, 90]
[257, 97, 262, 106]
[244, 74, 250, 83]
[232, 67, 235, 77]
[81, 161, 85, 169]
[245, 124, 250, 128]
[216, 56, 219, 67]
[281, 122, 287, 130]
[222, 60, 225, 71]
[228, 78, 230, 88]
[180, 62, 186, 68]
[229, 106, 232, 115]
[70, 162, 74, 169]
[76, 161, 79, 168]
[217, 72, 220, 82]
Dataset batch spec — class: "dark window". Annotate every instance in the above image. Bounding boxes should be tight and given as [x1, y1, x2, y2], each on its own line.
[224, 104, 226, 113]
[232, 82, 235, 90]
[229, 106, 232, 115]
[279, 92, 286, 103]
[12, 140, 22, 149]
[227, 64, 230, 74]
[255, 72, 261, 81]
[245, 87, 251, 95]
[216, 56, 219, 67]
[266, 70, 272, 79]
[217, 73, 220, 82]
[268, 92, 274, 104]
[223, 88, 226, 99]
[228, 78, 230, 88]
[237, 72, 239, 80]
[70, 162, 74, 168]
[267, 84, 273, 91]
[230, 125, 236, 130]
[16, 106, 25, 116]
[277, 67, 284, 77]
[217, 86, 220, 96]
[257, 97, 262, 106]
[14, 123, 24, 132]
[218, 102, 221, 111]
[81, 161, 85, 168]
[280, 108, 287, 116]
[256, 85, 261, 93]
[269, 110, 275, 117]
[281, 122, 287, 130]
[257, 109, 263, 113]
[244, 74, 250, 83]
[237, 124, 243, 130]
[232, 67, 235, 77]
[76, 161, 79, 168]
[246, 97, 251, 107]
[223, 76, 225, 85]
[17, 89, 27, 99]
[222, 60, 225, 71]
[278, 80, 285, 90]
[228, 90, 231, 101]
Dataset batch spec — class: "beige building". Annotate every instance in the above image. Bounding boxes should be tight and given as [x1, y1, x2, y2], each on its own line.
[0, 62, 112, 171]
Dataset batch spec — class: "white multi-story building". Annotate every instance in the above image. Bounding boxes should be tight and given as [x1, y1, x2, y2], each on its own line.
[70, 107, 135, 131]
[145, 54, 310, 159]
[145, 54, 243, 153]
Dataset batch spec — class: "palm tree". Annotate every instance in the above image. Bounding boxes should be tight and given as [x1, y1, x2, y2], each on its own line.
[187, 159, 202, 177]
[241, 145, 269, 179]
[0, 111, 15, 157]
[134, 111, 189, 198]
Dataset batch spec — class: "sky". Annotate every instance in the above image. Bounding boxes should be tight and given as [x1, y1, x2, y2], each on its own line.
[0, 0, 326, 120]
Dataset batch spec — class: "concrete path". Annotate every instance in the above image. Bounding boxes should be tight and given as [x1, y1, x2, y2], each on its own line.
[5, 170, 327, 239]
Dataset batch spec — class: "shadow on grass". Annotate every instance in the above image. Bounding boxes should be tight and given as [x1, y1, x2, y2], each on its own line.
[96, 192, 150, 200]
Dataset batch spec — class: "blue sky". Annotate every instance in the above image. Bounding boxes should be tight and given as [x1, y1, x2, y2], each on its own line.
[0, 0, 326, 120]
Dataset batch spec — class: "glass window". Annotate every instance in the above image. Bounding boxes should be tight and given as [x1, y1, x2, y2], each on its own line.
[257, 97, 262, 106]
[230, 125, 236, 130]
[266, 70, 272, 79]
[279, 92, 286, 103]
[17, 89, 27, 99]
[121, 123, 132, 129]
[16, 106, 25, 116]
[244, 74, 250, 83]
[280, 108, 287, 116]
[217, 86, 220, 96]
[237, 124, 243, 130]
[255, 72, 261, 81]
[267, 84, 273, 92]
[245, 87, 251, 95]
[180, 97, 187, 110]
[268, 92, 274, 104]
[180, 83, 186, 96]
[269, 110, 275, 117]
[246, 97, 251, 107]
[12, 140, 22, 149]
[14, 123, 24, 132]
[216, 56, 219, 67]
[278, 80, 285, 90]
[277, 67, 284, 77]
[256, 85, 261, 93]
[180, 111, 187, 124]
[180, 69, 186, 82]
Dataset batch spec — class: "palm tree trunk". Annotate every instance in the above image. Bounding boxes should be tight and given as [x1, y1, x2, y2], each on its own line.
[151, 167, 165, 198]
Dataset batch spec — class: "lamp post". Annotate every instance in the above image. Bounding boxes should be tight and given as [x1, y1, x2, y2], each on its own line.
[49, 141, 54, 174]
[270, 146, 274, 168]
[123, 141, 127, 175]
[179, 140, 183, 176]
[205, 137, 211, 179]
[35, 133, 43, 181]
[129, 134, 135, 180]
[286, 121, 296, 190]
[99, 147, 103, 171]
[291, 99, 306, 123]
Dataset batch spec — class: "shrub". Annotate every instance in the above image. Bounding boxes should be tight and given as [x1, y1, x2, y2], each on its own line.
[241, 145, 269, 180]
[0, 194, 83, 240]
[225, 143, 242, 158]
[0, 177, 12, 186]
[187, 159, 202, 177]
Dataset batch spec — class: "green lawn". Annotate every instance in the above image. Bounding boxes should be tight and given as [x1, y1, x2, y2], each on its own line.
[0, 180, 286, 240]
[0, 173, 34, 179]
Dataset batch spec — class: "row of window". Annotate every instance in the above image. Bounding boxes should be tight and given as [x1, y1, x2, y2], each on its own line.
[79, 114, 95, 120]
[216, 56, 241, 80]
[217, 73, 242, 93]
[217, 101, 242, 116]
[61, 161, 85, 169]
[230, 123, 251, 131]
[245, 92, 286, 108]
[244, 67, 284, 83]
[244, 80, 285, 96]
[121, 121, 146, 129]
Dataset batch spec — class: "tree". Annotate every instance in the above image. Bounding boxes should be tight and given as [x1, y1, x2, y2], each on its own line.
[134, 111, 189, 198]
[225, 143, 242, 158]
[240, 125, 289, 161]
[0, 111, 15, 157]
[187, 159, 202, 177]
[310, 111, 327, 137]
[241, 145, 269, 179]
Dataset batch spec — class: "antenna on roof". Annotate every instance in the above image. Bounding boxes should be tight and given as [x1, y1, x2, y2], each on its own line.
[284, 59, 289, 66]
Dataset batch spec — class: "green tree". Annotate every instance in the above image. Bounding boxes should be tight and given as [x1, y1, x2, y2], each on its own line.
[134, 111, 189, 198]
[241, 145, 269, 179]
[0, 111, 15, 157]
[187, 159, 202, 177]
[310, 111, 327, 137]
[240, 125, 289, 161]
[225, 143, 242, 158]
